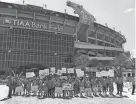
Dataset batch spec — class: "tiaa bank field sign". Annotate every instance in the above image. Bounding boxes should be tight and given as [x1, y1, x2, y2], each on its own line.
[3, 18, 63, 32]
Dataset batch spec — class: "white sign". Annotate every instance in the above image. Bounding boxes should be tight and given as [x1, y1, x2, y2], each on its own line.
[62, 84, 73, 90]
[61, 67, 66, 73]
[26, 72, 35, 78]
[100, 71, 108, 76]
[44, 69, 49, 75]
[39, 70, 48, 79]
[96, 72, 101, 77]
[50, 67, 56, 74]
[67, 68, 74, 73]
[77, 71, 84, 77]
[108, 70, 114, 77]
[57, 70, 62, 75]
[76, 69, 81, 73]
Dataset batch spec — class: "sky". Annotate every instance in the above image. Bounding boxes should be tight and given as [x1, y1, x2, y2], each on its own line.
[1, 0, 136, 57]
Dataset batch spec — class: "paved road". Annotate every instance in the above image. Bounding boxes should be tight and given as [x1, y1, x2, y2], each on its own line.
[0, 85, 135, 104]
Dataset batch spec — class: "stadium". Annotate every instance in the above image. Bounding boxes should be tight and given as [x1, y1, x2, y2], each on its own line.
[0, 1, 126, 74]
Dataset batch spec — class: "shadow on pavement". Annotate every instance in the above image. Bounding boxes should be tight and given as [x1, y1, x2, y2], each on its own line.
[0, 97, 11, 101]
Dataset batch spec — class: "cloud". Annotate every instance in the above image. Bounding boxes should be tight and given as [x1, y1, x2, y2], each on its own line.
[124, 8, 135, 13]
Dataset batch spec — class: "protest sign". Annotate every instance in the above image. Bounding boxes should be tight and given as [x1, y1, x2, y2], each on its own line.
[26, 72, 35, 78]
[39, 69, 48, 79]
[61, 67, 66, 73]
[77, 70, 84, 77]
[76, 69, 81, 73]
[100, 71, 108, 76]
[108, 70, 114, 77]
[15, 86, 23, 93]
[67, 68, 74, 73]
[57, 70, 62, 75]
[62, 84, 73, 90]
[96, 72, 101, 77]
[50, 67, 56, 74]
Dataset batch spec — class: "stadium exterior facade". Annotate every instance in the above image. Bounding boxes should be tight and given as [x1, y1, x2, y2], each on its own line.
[0, 1, 126, 73]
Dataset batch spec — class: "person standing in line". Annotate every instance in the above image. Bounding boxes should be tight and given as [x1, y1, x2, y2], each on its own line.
[106, 76, 110, 92]
[115, 76, 119, 95]
[92, 78, 98, 96]
[7, 75, 14, 98]
[108, 78, 114, 95]
[43, 80, 48, 98]
[79, 77, 85, 97]
[55, 78, 62, 98]
[97, 80, 102, 95]
[47, 79, 52, 97]
[84, 77, 92, 97]
[131, 74, 135, 95]
[101, 77, 107, 96]
[116, 75, 123, 96]
[73, 77, 80, 97]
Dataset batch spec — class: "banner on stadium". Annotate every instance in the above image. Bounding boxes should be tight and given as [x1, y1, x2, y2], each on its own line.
[26, 72, 35, 78]
[67, 68, 74, 73]
[50, 67, 56, 74]
[62, 84, 73, 90]
[96, 72, 101, 77]
[61, 67, 66, 73]
[57, 70, 62, 75]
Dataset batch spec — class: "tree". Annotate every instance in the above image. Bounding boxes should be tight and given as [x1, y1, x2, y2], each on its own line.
[110, 51, 131, 76]
[75, 55, 90, 67]
[91, 58, 99, 67]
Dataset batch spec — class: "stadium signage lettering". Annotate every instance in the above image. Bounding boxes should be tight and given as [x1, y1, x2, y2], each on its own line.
[3, 18, 63, 32]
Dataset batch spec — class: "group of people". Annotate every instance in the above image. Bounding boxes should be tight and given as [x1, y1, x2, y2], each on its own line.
[6, 72, 133, 99]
